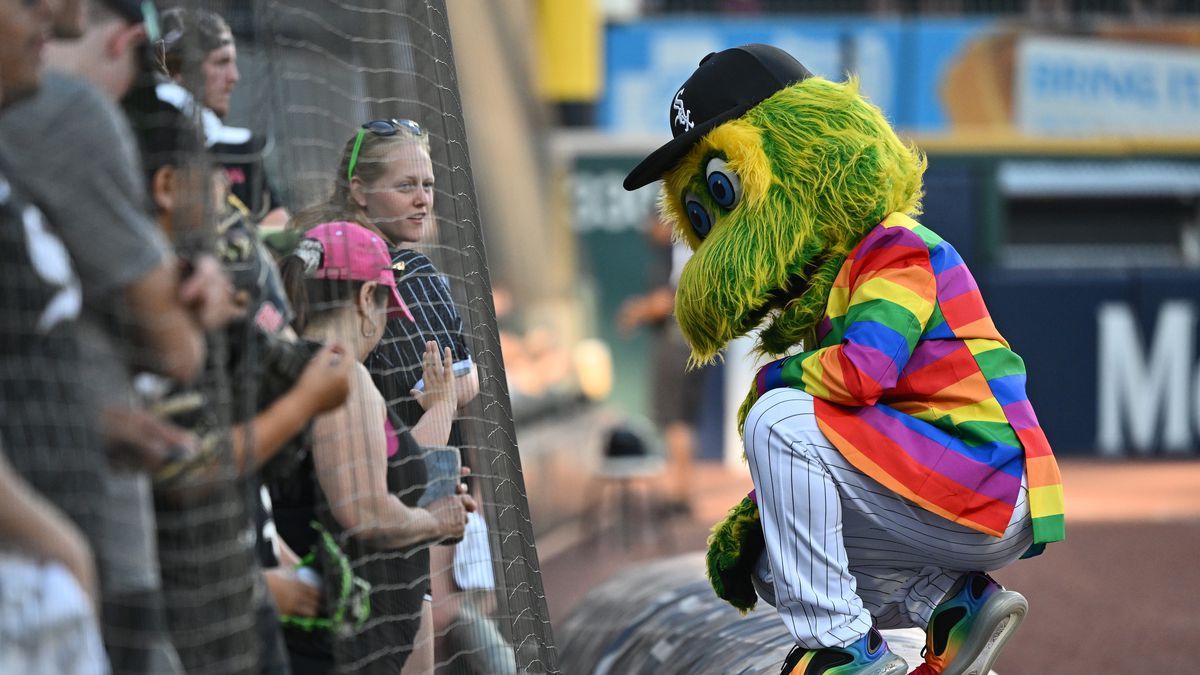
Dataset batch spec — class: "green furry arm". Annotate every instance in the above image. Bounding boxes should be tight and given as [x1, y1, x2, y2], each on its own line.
[705, 495, 765, 614]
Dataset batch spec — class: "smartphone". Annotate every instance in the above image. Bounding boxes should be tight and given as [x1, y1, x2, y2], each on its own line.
[417, 446, 462, 507]
[412, 357, 473, 392]
[452, 357, 474, 377]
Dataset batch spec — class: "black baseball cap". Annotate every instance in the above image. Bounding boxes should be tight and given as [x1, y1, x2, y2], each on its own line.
[622, 44, 813, 191]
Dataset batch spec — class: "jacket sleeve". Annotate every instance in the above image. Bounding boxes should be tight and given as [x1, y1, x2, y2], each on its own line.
[757, 226, 937, 407]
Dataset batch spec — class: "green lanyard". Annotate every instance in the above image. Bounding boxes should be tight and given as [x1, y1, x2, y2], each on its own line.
[279, 521, 371, 635]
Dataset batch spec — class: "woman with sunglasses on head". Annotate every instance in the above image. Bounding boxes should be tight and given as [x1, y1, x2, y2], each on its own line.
[293, 119, 479, 419]
[273, 221, 476, 674]
[290, 118, 483, 673]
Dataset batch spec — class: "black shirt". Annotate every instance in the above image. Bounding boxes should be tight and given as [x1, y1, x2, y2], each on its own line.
[270, 410, 430, 671]
[0, 158, 103, 540]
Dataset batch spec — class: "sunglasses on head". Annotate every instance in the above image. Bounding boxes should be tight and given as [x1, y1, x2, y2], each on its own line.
[346, 119, 424, 182]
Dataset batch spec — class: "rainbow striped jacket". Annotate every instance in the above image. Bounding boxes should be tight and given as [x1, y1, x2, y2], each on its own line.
[755, 213, 1065, 549]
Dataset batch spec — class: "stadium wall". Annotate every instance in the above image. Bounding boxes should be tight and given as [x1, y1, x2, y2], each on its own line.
[560, 133, 1200, 458]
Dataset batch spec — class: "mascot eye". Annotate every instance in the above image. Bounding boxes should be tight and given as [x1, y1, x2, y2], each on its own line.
[684, 194, 713, 240]
[705, 157, 742, 210]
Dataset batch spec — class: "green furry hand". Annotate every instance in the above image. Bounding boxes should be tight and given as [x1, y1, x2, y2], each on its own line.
[705, 495, 765, 614]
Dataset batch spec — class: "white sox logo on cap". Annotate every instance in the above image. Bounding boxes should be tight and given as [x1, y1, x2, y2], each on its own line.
[624, 44, 813, 191]
[673, 87, 694, 133]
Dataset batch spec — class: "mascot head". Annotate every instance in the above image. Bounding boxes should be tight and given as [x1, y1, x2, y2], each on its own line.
[625, 44, 926, 365]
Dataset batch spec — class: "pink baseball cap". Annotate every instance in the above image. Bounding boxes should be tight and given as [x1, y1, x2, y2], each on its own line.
[303, 221, 414, 321]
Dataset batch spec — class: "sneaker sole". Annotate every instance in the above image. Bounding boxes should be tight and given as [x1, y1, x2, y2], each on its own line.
[941, 590, 1028, 675]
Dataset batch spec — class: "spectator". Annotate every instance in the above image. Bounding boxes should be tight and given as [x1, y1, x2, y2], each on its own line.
[0, 1, 232, 672]
[125, 86, 351, 477]
[3, 0, 233, 382]
[617, 211, 705, 514]
[273, 221, 476, 674]
[0, 2, 105, 673]
[158, 7, 289, 228]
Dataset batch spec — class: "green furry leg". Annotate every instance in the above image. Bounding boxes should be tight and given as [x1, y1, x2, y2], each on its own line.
[705, 495, 765, 614]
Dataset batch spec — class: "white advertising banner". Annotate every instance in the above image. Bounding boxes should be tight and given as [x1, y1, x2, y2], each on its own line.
[1015, 36, 1200, 137]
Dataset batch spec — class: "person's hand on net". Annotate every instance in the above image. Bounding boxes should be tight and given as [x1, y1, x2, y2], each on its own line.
[457, 477, 478, 513]
[411, 342, 456, 412]
[427, 485, 477, 542]
[265, 567, 322, 617]
[178, 254, 241, 330]
[295, 343, 353, 416]
[102, 404, 198, 472]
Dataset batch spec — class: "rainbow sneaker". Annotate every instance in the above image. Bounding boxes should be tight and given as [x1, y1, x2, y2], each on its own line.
[781, 626, 907, 675]
[910, 572, 1028, 675]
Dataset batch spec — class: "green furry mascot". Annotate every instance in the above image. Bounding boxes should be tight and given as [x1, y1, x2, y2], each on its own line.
[623, 44, 1064, 675]
[677, 69, 925, 617]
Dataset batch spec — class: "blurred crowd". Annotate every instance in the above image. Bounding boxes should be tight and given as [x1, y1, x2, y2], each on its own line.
[0, 1, 514, 674]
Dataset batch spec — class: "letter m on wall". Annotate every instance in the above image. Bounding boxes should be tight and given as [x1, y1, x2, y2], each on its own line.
[1097, 301, 1195, 456]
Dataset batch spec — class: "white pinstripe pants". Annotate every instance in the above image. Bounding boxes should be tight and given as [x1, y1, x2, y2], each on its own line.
[744, 388, 1033, 650]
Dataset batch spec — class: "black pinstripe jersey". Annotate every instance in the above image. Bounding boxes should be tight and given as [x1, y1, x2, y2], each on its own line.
[366, 248, 469, 428]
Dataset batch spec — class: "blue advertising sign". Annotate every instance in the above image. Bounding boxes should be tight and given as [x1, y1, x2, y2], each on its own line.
[603, 17, 999, 134]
